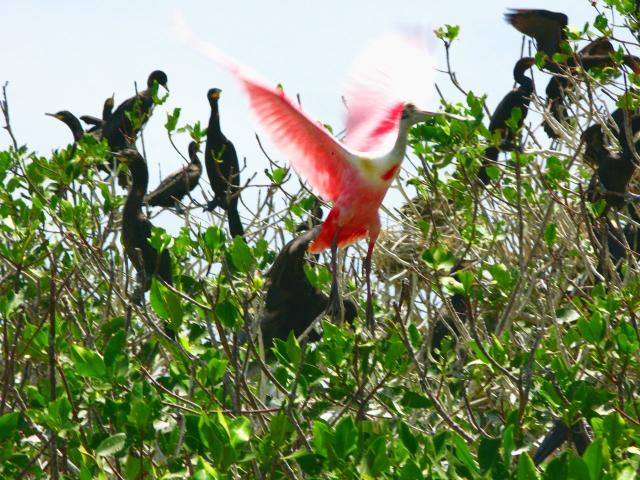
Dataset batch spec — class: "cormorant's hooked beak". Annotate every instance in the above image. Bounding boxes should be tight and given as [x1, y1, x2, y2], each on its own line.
[45, 112, 62, 120]
[162, 83, 170, 93]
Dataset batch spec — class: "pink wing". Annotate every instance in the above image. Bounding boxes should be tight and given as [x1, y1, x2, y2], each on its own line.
[175, 14, 359, 202]
[236, 78, 358, 202]
[343, 32, 436, 152]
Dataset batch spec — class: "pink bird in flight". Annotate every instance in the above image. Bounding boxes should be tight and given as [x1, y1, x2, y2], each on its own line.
[179, 19, 462, 328]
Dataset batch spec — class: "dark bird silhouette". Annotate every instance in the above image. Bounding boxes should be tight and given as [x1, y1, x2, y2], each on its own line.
[248, 226, 357, 351]
[204, 88, 244, 238]
[46, 110, 85, 143]
[479, 57, 535, 183]
[431, 261, 472, 354]
[296, 198, 324, 233]
[117, 149, 173, 300]
[102, 71, 168, 152]
[592, 206, 640, 278]
[504, 9, 568, 58]
[532, 418, 591, 465]
[582, 116, 639, 210]
[80, 95, 115, 132]
[543, 49, 640, 139]
[503, 9, 632, 138]
[145, 141, 203, 208]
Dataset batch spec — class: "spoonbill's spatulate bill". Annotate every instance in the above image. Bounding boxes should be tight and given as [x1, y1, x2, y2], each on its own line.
[178, 18, 448, 328]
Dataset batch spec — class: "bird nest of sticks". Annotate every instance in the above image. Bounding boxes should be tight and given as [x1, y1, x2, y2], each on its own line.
[373, 195, 464, 281]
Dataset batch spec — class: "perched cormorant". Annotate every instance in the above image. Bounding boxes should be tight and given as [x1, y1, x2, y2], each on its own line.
[204, 88, 244, 238]
[532, 419, 591, 465]
[145, 141, 203, 208]
[582, 117, 639, 210]
[80, 95, 115, 132]
[46, 110, 85, 143]
[117, 149, 173, 295]
[478, 57, 535, 183]
[504, 9, 631, 138]
[247, 226, 357, 351]
[102, 71, 168, 152]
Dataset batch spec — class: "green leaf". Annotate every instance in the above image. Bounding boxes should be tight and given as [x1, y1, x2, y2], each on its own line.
[48, 396, 72, 427]
[229, 416, 250, 448]
[70, 345, 106, 379]
[207, 358, 228, 383]
[434, 24, 460, 42]
[503, 424, 515, 465]
[96, 433, 127, 457]
[164, 107, 181, 132]
[215, 299, 240, 328]
[568, 456, 591, 480]
[401, 391, 433, 409]
[453, 433, 479, 474]
[285, 331, 302, 364]
[594, 14, 609, 33]
[204, 225, 225, 251]
[545, 224, 558, 247]
[334, 416, 357, 457]
[517, 453, 539, 480]
[422, 245, 456, 271]
[230, 236, 254, 272]
[399, 422, 418, 456]
[104, 330, 126, 367]
[128, 399, 151, 430]
[271, 167, 287, 184]
[577, 311, 605, 344]
[478, 437, 500, 471]
[0, 412, 20, 442]
[583, 438, 607, 480]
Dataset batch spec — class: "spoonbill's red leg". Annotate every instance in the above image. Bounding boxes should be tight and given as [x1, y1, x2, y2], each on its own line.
[328, 231, 344, 324]
[365, 226, 379, 332]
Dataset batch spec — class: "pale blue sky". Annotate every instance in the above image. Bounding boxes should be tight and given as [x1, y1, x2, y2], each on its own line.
[1, 1, 599, 233]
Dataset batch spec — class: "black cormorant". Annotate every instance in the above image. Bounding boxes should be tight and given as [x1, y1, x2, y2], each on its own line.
[145, 141, 203, 208]
[117, 149, 173, 295]
[204, 88, 244, 238]
[479, 57, 535, 183]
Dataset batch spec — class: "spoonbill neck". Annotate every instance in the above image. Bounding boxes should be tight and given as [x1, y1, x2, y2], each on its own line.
[381, 117, 413, 164]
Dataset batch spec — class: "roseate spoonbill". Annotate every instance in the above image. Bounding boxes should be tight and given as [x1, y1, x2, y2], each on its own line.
[244, 225, 357, 352]
[478, 57, 535, 183]
[102, 70, 168, 152]
[145, 141, 203, 209]
[178, 22, 462, 328]
[583, 117, 639, 211]
[117, 149, 173, 321]
[532, 418, 591, 465]
[204, 88, 244, 238]
[80, 94, 115, 132]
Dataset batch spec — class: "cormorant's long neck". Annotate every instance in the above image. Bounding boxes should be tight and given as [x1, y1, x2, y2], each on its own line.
[208, 101, 224, 141]
[515, 70, 533, 91]
[124, 161, 148, 215]
[65, 115, 84, 142]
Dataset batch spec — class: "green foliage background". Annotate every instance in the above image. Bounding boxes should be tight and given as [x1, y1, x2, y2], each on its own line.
[2, 1, 640, 478]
